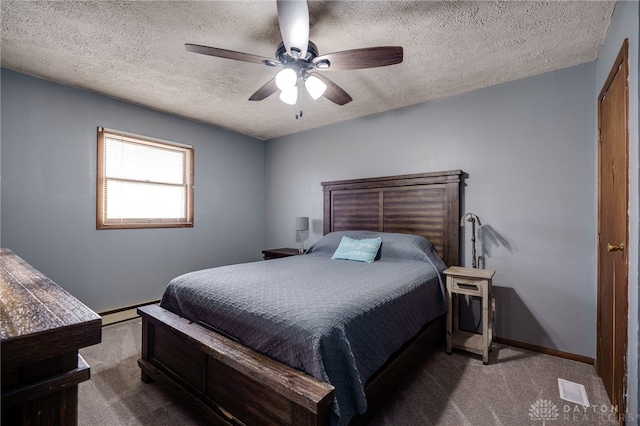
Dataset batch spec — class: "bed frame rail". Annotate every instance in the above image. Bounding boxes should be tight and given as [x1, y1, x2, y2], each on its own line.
[138, 304, 335, 426]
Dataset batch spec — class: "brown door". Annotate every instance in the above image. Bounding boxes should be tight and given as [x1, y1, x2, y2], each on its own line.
[597, 39, 629, 420]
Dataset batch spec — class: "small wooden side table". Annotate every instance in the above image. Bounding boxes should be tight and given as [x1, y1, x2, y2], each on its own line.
[444, 266, 495, 364]
[261, 248, 304, 260]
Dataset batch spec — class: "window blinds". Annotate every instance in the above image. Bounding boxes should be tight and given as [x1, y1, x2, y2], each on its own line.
[97, 128, 194, 228]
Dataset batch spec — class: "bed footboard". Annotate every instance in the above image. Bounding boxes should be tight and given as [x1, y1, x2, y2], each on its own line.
[137, 304, 335, 426]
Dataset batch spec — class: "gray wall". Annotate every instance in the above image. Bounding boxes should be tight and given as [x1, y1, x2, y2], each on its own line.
[264, 62, 597, 358]
[595, 0, 639, 420]
[1, 69, 265, 312]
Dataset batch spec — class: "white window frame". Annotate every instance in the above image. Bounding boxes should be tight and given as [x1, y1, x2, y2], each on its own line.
[97, 127, 194, 229]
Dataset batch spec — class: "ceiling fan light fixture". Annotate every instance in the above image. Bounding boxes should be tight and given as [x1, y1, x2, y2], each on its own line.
[275, 68, 297, 90]
[305, 75, 327, 100]
[279, 85, 298, 105]
[186, 0, 403, 109]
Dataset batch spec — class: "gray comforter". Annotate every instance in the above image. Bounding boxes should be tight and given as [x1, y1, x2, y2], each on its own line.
[160, 231, 447, 425]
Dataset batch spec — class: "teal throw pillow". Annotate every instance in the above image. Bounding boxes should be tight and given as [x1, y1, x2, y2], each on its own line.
[331, 236, 382, 263]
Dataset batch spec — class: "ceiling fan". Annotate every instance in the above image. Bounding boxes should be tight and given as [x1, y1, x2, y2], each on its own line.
[185, 0, 403, 107]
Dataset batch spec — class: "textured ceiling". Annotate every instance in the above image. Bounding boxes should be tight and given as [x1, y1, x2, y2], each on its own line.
[1, 1, 615, 140]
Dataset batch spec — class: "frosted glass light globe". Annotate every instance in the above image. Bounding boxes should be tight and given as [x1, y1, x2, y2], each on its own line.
[275, 68, 297, 90]
[279, 86, 298, 105]
[305, 75, 327, 100]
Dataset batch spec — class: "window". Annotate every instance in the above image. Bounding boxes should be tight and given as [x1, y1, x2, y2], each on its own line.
[97, 127, 194, 229]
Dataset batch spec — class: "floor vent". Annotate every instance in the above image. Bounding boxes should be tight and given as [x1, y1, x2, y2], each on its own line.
[558, 378, 590, 407]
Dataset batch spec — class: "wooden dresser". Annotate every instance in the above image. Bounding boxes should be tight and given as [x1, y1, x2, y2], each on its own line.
[1, 248, 102, 425]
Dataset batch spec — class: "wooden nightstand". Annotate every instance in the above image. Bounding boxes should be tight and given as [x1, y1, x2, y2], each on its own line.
[444, 266, 495, 364]
[261, 248, 304, 260]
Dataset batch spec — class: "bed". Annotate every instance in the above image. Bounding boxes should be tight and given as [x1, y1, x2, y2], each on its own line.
[138, 169, 464, 425]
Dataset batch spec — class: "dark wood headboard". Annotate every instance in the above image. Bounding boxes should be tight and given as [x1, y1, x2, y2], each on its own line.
[322, 170, 464, 267]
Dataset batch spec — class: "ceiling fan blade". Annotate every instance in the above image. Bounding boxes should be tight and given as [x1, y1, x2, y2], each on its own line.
[277, 0, 309, 59]
[312, 73, 352, 105]
[313, 46, 403, 71]
[185, 43, 273, 65]
[249, 78, 279, 101]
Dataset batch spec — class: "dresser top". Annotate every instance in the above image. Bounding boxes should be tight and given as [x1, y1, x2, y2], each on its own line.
[1, 248, 101, 342]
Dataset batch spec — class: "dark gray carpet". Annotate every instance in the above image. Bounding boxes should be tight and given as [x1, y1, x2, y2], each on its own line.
[79, 319, 617, 425]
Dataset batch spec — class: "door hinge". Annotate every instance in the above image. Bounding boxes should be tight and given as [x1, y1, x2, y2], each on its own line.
[598, 128, 602, 144]
[597, 233, 600, 247]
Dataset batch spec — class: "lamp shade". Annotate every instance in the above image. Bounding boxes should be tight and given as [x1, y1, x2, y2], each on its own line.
[295, 216, 309, 231]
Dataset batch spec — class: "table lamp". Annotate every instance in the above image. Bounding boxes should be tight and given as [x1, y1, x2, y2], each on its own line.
[295, 217, 309, 254]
